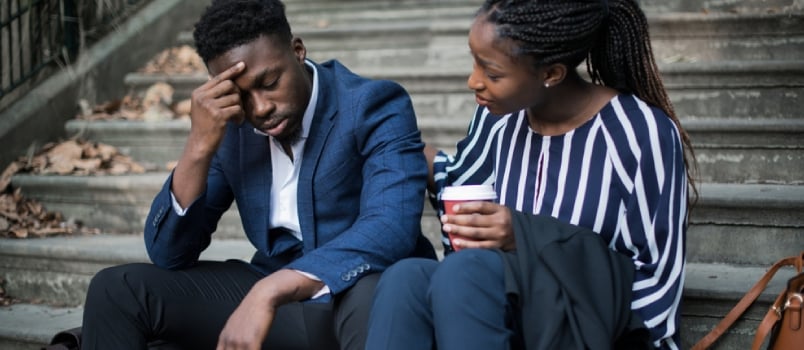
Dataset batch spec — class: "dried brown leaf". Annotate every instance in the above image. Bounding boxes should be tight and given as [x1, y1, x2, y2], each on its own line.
[93, 99, 123, 114]
[32, 227, 71, 237]
[48, 159, 75, 175]
[173, 99, 191, 116]
[95, 143, 118, 161]
[166, 160, 178, 171]
[107, 162, 130, 175]
[48, 140, 83, 163]
[73, 158, 103, 171]
[139, 45, 205, 74]
[10, 228, 28, 238]
[0, 161, 21, 193]
[142, 82, 174, 109]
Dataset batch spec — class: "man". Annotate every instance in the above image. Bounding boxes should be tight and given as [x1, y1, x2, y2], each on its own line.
[80, 0, 435, 349]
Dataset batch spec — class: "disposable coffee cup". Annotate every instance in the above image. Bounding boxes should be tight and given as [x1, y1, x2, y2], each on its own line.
[441, 184, 497, 251]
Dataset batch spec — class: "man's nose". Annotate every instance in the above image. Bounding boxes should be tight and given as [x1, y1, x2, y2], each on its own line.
[250, 92, 274, 117]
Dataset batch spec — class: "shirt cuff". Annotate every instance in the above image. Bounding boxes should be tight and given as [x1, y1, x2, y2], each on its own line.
[293, 270, 331, 299]
[169, 191, 189, 216]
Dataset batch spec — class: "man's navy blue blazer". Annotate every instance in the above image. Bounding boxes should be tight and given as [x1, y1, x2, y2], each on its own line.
[144, 59, 436, 295]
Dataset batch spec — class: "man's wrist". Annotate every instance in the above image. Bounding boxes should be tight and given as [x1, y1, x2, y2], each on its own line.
[256, 269, 326, 306]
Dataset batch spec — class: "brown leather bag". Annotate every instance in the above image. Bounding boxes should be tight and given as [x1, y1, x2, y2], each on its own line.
[758, 269, 804, 350]
[692, 252, 803, 350]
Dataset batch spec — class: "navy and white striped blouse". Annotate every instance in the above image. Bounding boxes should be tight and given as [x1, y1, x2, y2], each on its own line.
[432, 94, 688, 350]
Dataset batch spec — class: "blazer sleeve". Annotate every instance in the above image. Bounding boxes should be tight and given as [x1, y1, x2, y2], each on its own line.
[285, 80, 429, 294]
[143, 153, 235, 269]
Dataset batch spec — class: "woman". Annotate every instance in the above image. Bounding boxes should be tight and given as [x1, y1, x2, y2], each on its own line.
[365, 0, 696, 349]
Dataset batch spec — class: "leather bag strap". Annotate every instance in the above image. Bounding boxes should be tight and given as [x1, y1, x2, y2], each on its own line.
[691, 252, 804, 350]
[751, 290, 788, 350]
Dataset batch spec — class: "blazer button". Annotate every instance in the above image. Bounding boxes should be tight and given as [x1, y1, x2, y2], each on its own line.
[341, 273, 350, 281]
[362, 263, 370, 271]
[349, 270, 358, 277]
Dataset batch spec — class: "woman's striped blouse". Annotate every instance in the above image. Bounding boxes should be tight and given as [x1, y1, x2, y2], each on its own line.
[431, 94, 688, 350]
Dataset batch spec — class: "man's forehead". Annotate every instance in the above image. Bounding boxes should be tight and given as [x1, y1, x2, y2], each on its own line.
[207, 36, 289, 75]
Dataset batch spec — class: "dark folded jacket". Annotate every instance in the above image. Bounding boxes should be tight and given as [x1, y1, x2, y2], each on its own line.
[497, 212, 652, 350]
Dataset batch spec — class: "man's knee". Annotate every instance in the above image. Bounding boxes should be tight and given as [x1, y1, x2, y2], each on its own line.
[86, 263, 154, 304]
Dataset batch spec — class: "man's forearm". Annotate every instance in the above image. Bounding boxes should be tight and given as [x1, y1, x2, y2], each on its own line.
[171, 141, 215, 208]
[253, 269, 327, 307]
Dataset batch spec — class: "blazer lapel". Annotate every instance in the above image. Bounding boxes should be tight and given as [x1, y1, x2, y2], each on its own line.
[298, 62, 337, 252]
[240, 125, 272, 251]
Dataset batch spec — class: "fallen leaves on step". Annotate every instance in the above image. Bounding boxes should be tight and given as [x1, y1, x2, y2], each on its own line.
[10, 139, 146, 176]
[0, 187, 98, 239]
[76, 82, 190, 122]
[139, 45, 205, 75]
[0, 139, 144, 239]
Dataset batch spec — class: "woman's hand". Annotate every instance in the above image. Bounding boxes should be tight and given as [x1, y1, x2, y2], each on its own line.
[441, 201, 516, 251]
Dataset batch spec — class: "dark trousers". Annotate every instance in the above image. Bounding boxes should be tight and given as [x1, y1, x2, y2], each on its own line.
[81, 260, 378, 350]
[365, 249, 513, 350]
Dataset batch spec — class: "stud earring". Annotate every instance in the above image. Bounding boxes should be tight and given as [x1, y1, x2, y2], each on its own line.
[544, 82, 550, 88]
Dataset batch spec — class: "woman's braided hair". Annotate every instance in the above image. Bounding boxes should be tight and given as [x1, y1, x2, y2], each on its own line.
[480, 0, 698, 204]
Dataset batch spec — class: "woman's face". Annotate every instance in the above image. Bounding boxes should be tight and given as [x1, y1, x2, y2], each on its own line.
[467, 16, 545, 116]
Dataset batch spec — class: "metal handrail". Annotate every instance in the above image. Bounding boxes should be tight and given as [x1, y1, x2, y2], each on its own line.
[0, 0, 146, 106]
[0, 0, 76, 100]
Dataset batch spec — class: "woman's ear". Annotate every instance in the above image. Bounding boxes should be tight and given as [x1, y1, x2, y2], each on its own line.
[542, 63, 567, 87]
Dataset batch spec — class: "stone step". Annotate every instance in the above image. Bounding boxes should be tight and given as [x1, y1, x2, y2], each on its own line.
[639, 0, 803, 13]
[686, 183, 804, 265]
[281, 0, 804, 16]
[176, 12, 804, 66]
[124, 60, 804, 120]
[4, 171, 443, 253]
[0, 233, 797, 349]
[0, 303, 82, 350]
[65, 117, 804, 184]
[0, 234, 255, 307]
[10, 172, 802, 265]
[680, 261, 800, 349]
[65, 119, 191, 169]
[5, 172, 245, 238]
[287, 4, 478, 28]
[366, 60, 804, 120]
[648, 12, 804, 63]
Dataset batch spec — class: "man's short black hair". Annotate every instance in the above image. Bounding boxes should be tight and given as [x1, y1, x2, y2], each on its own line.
[193, 0, 293, 63]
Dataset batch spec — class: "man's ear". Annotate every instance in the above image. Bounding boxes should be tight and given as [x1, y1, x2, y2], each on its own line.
[542, 63, 567, 87]
[292, 37, 306, 63]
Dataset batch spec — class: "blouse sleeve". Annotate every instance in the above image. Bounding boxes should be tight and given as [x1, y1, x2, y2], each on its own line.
[430, 106, 506, 252]
[618, 110, 688, 350]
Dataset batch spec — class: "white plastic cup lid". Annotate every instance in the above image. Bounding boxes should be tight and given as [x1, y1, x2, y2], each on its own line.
[441, 185, 497, 201]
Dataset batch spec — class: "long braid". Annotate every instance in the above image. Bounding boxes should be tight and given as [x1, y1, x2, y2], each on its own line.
[480, 0, 698, 205]
[591, 0, 698, 204]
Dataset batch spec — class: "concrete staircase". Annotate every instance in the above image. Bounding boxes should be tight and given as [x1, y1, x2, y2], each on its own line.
[1, 0, 803, 348]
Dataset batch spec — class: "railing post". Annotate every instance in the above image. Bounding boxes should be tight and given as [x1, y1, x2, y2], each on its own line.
[62, 0, 79, 61]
